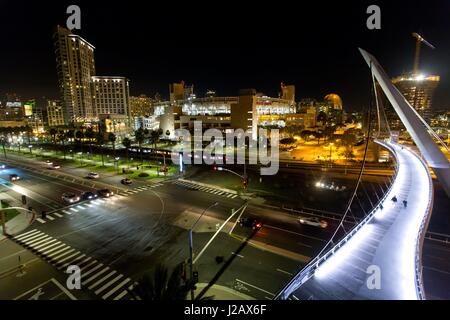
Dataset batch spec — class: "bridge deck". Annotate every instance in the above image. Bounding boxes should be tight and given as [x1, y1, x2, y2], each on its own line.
[288, 142, 432, 300]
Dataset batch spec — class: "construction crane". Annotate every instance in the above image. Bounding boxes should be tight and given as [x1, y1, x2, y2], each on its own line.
[412, 32, 435, 75]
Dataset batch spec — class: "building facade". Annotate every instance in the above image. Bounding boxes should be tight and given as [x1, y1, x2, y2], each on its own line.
[46, 100, 65, 127]
[129, 95, 153, 117]
[54, 26, 96, 123]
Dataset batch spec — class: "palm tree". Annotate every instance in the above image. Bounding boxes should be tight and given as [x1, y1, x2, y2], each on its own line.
[96, 132, 105, 167]
[134, 128, 146, 165]
[108, 132, 117, 158]
[85, 127, 95, 159]
[57, 130, 67, 160]
[75, 129, 84, 154]
[128, 263, 192, 301]
[122, 137, 132, 168]
[0, 128, 7, 159]
[49, 127, 58, 145]
[150, 129, 162, 150]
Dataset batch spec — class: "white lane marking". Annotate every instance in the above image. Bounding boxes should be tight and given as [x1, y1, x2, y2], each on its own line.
[235, 279, 275, 296]
[88, 270, 117, 290]
[86, 203, 94, 208]
[77, 205, 86, 210]
[276, 268, 293, 276]
[47, 216, 55, 221]
[102, 278, 131, 300]
[62, 210, 72, 215]
[95, 274, 123, 295]
[36, 218, 46, 224]
[231, 252, 244, 258]
[53, 212, 63, 218]
[82, 266, 109, 285]
[292, 295, 299, 300]
[231, 195, 238, 199]
[227, 194, 233, 198]
[69, 208, 79, 212]
[218, 192, 225, 195]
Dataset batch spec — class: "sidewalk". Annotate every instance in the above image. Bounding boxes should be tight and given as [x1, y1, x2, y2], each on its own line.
[194, 283, 254, 300]
[0, 211, 33, 241]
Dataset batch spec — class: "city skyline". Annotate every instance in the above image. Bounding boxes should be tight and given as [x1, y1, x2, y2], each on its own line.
[1, 1, 450, 110]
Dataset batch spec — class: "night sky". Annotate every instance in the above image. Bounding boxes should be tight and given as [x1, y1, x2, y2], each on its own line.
[1, 0, 449, 110]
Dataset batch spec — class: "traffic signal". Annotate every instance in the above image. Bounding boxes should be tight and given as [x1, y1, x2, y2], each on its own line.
[243, 177, 248, 189]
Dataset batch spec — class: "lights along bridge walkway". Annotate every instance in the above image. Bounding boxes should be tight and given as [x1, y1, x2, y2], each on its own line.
[276, 141, 433, 300]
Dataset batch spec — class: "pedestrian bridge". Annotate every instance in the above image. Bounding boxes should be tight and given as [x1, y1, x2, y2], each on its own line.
[276, 140, 433, 300]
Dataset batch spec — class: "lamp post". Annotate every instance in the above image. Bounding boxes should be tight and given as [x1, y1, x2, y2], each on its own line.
[215, 166, 248, 191]
[114, 157, 120, 173]
[188, 201, 219, 300]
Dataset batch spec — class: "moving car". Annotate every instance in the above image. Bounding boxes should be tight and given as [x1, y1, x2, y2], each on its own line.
[45, 160, 53, 165]
[0, 164, 5, 169]
[87, 172, 100, 179]
[62, 192, 80, 204]
[121, 178, 132, 185]
[97, 189, 114, 198]
[51, 163, 61, 169]
[238, 217, 262, 230]
[81, 191, 98, 200]
[9, 174, 20, 181]
[298, 216, 328, 229]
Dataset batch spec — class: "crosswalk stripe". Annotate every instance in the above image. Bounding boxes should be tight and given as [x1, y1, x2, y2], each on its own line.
[102, 278, 130, 300]
[88, 270, 117, 290]
[231, 195, 238, 199]
[36, 218, 46, 224]
[59, 254, 87, 269]
[33, 240, 59, 251]
[77, 205, 86, 209]
[217, 192, 224, 195]
[94, 273, 123, 294]
[62, 210, 72, 215]
[47, 216, 55, 220]
[83, 266, 110, 286]
[227, 194, 233, 198]
[69, 208, 79, 212]
[113, 289, 129, 300]
[80, 260, 98, 272]
[14, 229, 38, 239]
[25, 235, 51, 246]
[49, 248, 75, 260]
[29, 237, 55, 248]
[53, 212, 63, 218]
[14, 230, 41, 241]
[55, 251, 80, 264]
[17, 232, 45, 242]
[40, 243, 66, 255]
[45, 245, 70, 257]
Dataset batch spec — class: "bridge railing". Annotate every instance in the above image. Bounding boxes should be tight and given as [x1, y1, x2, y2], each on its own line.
[409, 148, 434, 300]
[275, 139, 399, 300]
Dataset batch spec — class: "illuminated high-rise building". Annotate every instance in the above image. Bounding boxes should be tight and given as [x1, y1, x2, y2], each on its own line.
[392, 73, 440, 120]
[54, 25, 96, 123]
[280, 83, 295, 103]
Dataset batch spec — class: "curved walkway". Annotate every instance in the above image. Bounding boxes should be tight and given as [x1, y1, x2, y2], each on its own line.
[280, 141, 433, 300]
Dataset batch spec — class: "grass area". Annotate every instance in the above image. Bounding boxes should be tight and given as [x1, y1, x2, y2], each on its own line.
[1, 200, 20, 222]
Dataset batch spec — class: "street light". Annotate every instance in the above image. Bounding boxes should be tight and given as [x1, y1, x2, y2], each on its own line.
[188, 201, 219, 300]
[215, 166, 248, 191]
[28, 145, 33, 155]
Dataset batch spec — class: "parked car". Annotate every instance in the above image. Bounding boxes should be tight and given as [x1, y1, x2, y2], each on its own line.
[121, 178, 132, 185]
[62, 192, 80, 204]
[81, 191, 98, 200]
[87, 172, 100, 179]
[97, 189, 114, 198]
[238, 217, 262, 230]
[298, 216, 328, 228]
[9, 174, 20, 181]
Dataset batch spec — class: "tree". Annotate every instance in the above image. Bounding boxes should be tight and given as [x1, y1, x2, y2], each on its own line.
[150, 129, 162, 150]
[134, 127, 146, 164]
[317, 111, 328, 125]
[49, 127, 58, 145]
[128, 263, 195, 301]
[85, 127, 95, 158]
[122, 137, 132, 168]
[108, 133, 117, 158]
[96, 132, 105, 167]
[75, 129, 84, 153]
[57, 130, 67, 160]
